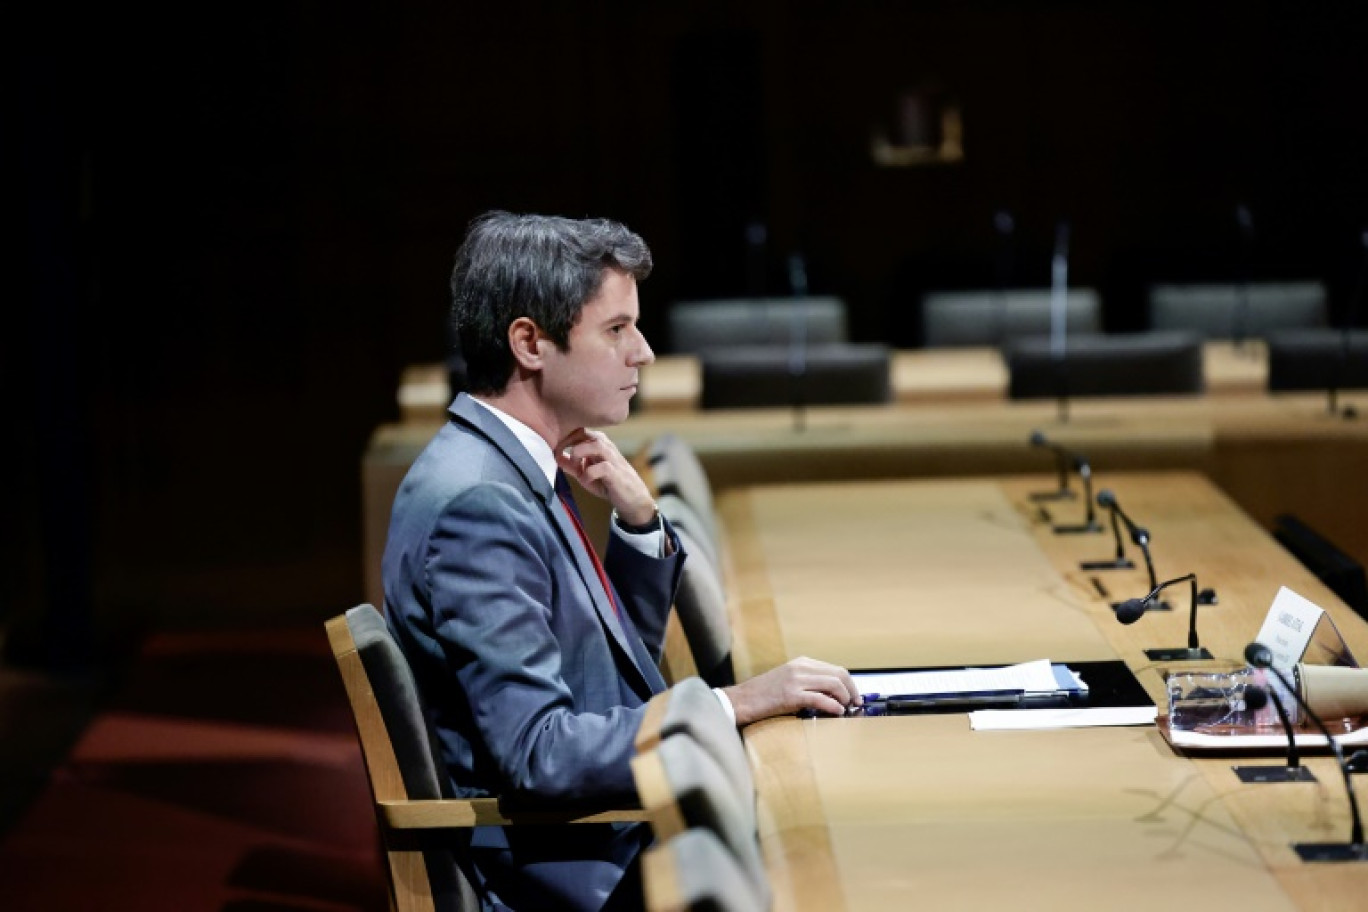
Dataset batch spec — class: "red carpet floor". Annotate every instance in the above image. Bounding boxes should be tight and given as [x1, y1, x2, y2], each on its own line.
[0, 627, 388, 911]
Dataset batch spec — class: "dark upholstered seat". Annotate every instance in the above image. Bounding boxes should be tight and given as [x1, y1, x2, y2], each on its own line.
[700, 344, 892, 409]
[1005, 331, 1204, 399]
[920, 288, 1103, 347]
[642, 828, 770, 912]
[1148, 281, 1328, 339]
[1266, 329, 1368, 391]
[632, 734, 769, 910]
[669, 296, 848, 353]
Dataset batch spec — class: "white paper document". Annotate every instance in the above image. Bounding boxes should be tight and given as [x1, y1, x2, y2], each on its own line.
[852, 658, 1065, 699]
[969, 706, 1158, 731]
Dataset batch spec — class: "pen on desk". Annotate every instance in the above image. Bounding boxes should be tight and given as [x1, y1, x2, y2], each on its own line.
[884, 689, 1027, 712]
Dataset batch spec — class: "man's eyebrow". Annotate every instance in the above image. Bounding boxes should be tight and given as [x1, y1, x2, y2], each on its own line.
[598, 311, 636, 326]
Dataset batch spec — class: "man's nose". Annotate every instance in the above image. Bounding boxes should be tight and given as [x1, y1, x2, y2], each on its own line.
[632, 328, 655, 366]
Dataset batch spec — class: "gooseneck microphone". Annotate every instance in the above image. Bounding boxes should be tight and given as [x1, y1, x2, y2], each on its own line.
[1233, 685, 1317, 783]
[1050, 220, 1072, 423]
[1028, 430, 1076, 501]
[1096, 489, 1165, 609]
[1081, 487, 1136, 571]
[1028, 432, 1102, 534]
[787, 252, 810, 433]
[1113, 573, 1214, 661]
[1245, 642, 1367, 861]
[1233, 204, 1255, 351]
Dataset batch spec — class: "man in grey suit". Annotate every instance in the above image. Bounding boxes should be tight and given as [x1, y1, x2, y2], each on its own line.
[383, 211, 860, 911]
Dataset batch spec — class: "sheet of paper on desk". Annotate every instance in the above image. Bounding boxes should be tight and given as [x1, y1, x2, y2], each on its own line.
[853, 658, 1063, 699]
[969, 706, 1158, 731]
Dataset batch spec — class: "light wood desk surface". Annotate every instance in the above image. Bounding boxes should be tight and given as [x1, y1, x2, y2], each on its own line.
[396, 341, 1270, 420]
[721, 472, 1368, 911]
[363, 393, 1368, 610]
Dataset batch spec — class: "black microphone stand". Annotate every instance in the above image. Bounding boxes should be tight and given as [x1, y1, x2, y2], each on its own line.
[1049, 220, 1071, 424]
[1027, 430, 1075, 501]
[787, 252, 809, 434]
[1246, 643, 1367, 861]
[1052, 460, 1102, 535]
[1233, 203, 1255, 355]
[993, 209, 1015, 347]
[1233, 684, 1317, 784]
[1113, 573, 1214, 661]
[1110, 514, 1169, 612]
[1080, 498, 1136, 571]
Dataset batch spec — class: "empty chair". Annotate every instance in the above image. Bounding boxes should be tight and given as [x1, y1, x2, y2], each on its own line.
[635, 676, 752, 810]
[669, 296, 848, 354]
[657, 493, 717, 568]
[1266, 329, 1368, 391]
[701, 344, 893, 409]
[920, 288, 1103, 347]
[650, 433, 720, 545]
[1148, 281, 1328, 339]
[1006, 331, 1204, 399]
[1274, 514, 1368, 620]
[326, 604, 650, 912]
[631, 733, 769, 909]
[664, 532, 733, 689]
[642, 827, 771, 912]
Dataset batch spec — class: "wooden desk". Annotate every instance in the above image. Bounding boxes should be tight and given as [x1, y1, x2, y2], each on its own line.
[396, 342, 1271, 421]
[362, 394, 1368, 610]
[722, 472, 1368, 911]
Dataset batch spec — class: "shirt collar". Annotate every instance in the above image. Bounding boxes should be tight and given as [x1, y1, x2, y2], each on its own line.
[470, 396, 558, 489]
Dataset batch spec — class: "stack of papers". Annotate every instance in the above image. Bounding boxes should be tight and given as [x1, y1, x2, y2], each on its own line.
[852, 658, 1084, 702]
[851, 659, 1156, 730]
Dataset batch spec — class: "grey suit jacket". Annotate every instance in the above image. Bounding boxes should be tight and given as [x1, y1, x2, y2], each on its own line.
[382, 393, 686, 911]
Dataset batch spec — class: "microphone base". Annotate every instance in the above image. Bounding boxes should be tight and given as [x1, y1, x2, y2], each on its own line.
[1293, 842, 1368, 862]
[1144, 646, 1214, 662]
[1053, 521, 1104, 535]
[1113, 599, 1173, 613]
[1029, 489, 1075, 502]
[1080, 557, 1135, 571]
[1233, 765, 1317, 784]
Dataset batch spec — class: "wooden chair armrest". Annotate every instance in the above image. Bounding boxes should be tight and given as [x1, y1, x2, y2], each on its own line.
[379, 798, 648, 829]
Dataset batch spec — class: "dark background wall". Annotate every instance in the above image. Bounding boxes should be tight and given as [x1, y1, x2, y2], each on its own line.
[8, 1, 1368, 667]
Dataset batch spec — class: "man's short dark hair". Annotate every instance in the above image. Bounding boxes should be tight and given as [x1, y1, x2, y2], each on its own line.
[450, 211, 653, 394]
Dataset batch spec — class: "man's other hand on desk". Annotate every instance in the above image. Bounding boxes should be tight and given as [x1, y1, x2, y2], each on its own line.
[723, 656, 862, 726]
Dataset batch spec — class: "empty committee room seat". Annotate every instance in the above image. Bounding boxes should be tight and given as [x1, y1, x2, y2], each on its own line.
[700, 344, 892, 409]
[1006, 331, 1204, 399]
[921, 288, 1103, 347]
[668, 296, 848, 353]
[1147, 281, 1328, 339]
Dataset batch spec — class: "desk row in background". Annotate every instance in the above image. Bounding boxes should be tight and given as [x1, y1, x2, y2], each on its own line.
[396, 342, 1273, 420]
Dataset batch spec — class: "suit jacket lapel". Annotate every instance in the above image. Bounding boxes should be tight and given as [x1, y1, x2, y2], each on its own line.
[448, 395, 653, 693]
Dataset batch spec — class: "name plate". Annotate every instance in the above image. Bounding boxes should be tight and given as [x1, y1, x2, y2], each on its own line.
[1252, 586, 1324, 669]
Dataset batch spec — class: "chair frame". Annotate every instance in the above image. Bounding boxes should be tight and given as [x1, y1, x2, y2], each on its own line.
[326, 610, 649, 912]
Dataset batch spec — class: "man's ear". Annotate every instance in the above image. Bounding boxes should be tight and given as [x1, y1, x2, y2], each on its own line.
[508, 317, 546, 372]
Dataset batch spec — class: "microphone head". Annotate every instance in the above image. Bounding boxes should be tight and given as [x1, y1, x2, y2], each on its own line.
[1244, 685, 1269, 711]
[1096, 488, 1116, 509]
[1029, 430, 1047, 447]
[1115, 598, 1147, 625]
[1244, 642, 1275, 669]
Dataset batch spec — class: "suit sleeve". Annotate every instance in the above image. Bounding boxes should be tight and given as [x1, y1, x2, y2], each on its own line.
[424, 482, 645, 802]
[604, 520, 686, 665]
